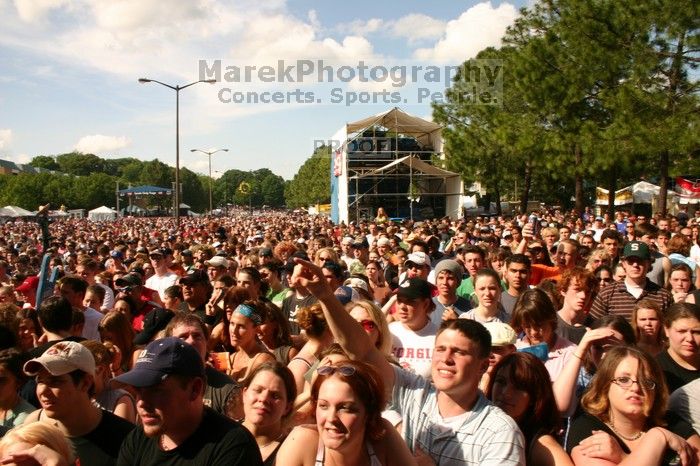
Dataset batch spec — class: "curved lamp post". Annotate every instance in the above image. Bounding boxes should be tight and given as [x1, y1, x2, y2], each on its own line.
[190, 148, 228, 213]
[138, 77, 216, 227]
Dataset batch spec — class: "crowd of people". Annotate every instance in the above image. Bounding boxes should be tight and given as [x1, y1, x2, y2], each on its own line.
[0, 204, 697, 465]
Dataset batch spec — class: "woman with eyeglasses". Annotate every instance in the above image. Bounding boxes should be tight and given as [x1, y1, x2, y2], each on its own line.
[632, 299, 665, 357]
[314, 248, 339, 267]
[567, 345, 699, 466]
[594, 265, 615, 292]
[345, 300, 392, 358]
[276, 360, 417, 466]
[553, 316, 635, 416]
[527, 241, 554, 267]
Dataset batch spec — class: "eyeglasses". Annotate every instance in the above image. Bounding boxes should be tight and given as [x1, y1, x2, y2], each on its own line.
[317, 365, 356, 377]
[528, 247, 543, 253]
[611, 376, 656, 390]
[359, 320, 377, 331]
[599, 277, 613, 283]
[116, 286, 134, 293]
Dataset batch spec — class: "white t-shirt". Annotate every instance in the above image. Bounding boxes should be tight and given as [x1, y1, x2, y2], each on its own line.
[145, 272, 179, 301]
[81, 307, 103, 342]
[389, 320, 438, 379]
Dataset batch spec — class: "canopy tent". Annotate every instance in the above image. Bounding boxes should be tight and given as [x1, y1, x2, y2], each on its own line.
[88, 206, 117, 222]
[0, 205, 35, 217]
[342, 107, 443, 153]
[331, 108, 458, 223]
[118, 185, 172, 196]
[359, 155, 463, 219]
[595, 181, 677, 206]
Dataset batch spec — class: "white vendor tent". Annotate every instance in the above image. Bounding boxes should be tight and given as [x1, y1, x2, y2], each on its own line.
[0, 205, 34, 217]
[595, 181, 677, 206]
[88, 206, 118, 221]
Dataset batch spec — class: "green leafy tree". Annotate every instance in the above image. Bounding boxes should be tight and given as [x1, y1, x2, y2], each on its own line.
[55, 152, 105, 176]
[29, 156, 59, 171]
[285, 145, 331, 207]
[119, 161, 145, 183]
[180, 167, 207, 212]
[139, 159, 172, 188]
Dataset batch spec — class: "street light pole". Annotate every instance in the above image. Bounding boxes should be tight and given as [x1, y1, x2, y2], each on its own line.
[190, 148, 228, 213]
[138, 77, 216, 228]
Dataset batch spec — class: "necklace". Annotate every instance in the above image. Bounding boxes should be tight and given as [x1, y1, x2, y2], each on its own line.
[258, 433, 284, 449]
[607, 413, 644, 441]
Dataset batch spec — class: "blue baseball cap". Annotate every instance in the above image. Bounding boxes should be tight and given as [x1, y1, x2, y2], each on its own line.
[114, 337, 204, 387]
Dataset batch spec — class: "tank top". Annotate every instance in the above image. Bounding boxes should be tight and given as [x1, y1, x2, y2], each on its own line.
[314, 437, 382, 466]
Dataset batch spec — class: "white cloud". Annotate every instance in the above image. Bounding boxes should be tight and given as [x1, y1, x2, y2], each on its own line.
[13, 153, 32, 163]
[388, 14, 446, 44]
[13, 0, 71, 22]
[74, 134, 131, 154]
[0, 129, 12, 149]
[414, 2, 519, 62]
[338, 18, 384, 36]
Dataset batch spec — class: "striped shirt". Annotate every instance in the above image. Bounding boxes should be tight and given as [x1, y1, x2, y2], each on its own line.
[589, 279, 672, 323]
[391, 366, 525, 465]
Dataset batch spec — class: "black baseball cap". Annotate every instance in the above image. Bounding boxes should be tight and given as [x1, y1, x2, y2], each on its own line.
[114, 337, 204, 387]
[396, 277, 432, 300]
[179, 270, 209, 286]
[115, 273, 142, 287]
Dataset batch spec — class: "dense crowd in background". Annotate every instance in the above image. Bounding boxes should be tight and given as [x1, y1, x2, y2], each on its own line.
[0, 204, 697, 465]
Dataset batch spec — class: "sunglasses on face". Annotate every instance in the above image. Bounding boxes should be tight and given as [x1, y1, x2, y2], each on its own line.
[317, 365, 356, 377]
[359, 319, 377, 331]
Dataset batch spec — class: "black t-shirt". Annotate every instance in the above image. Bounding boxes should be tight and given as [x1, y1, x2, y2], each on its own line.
[204, 366, 238, 416]
[29, 336, 86, 358]
[117, 407, 262, 466]
[68, 409, 134, 466]
[657, 350, 700, 394]
[556, 315, 587, 345]
[281, 293, 317, 335]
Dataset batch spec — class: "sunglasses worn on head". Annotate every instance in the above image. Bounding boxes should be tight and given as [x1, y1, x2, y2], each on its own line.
[317, 365, 356, 377]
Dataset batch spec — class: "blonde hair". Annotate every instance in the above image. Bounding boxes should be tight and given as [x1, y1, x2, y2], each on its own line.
[345, 300, 392, 356]
[0, 421, 75, 463]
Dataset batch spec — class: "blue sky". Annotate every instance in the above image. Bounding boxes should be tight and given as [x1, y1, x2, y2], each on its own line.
[0, 0, 526, 180]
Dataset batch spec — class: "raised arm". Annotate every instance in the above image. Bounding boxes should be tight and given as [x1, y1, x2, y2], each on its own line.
[552, 328, 620, 413]
[291, 259, 396, 391]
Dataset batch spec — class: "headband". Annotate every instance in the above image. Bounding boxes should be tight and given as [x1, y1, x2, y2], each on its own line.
[234, 303, 262, 326]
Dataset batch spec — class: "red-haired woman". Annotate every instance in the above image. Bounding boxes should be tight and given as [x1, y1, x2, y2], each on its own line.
[276, 360, 416, 466]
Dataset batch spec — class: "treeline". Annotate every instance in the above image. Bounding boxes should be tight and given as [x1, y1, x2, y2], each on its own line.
[0, 152, 286, 212]
[432, 0, 699, 214]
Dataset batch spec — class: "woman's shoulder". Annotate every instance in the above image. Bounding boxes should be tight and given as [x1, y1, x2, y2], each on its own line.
[276, 425, 318, 466]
